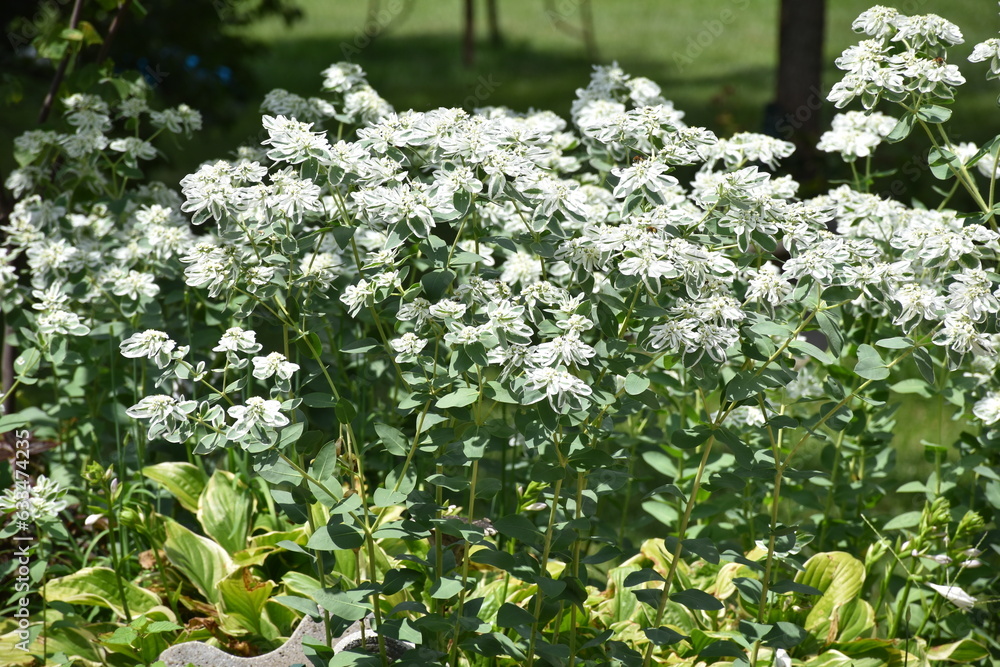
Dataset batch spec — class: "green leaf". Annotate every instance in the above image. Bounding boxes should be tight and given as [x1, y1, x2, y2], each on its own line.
[763, 621, 808, 649]
[306, 517, 364, 551]
[197, 470, 252, 556]
[219, 571, 274, 637]
[835, 599, 875, 643]
[374, 423, 408, 456]
[421, 268, 456, 300]
[163, 518, 235, 605]
[43, 567, 161, 619]
[311, 589, 370, 621]
[854, 344, 889, 381]
[493, 515, 543, 545]
[815, 311, 844, 358]
[670, 588, 723, 611]
[13, 348, 41, 379]
[733, 577, 763, 604]
[796, 551, 865, 641]
[301, 392, 337, 408]
[644, 626, 688, 646]
[624, 373, 650, 396]
[928, 146, 963, 180]
[883, 511, 921, 530]
[146, 620, 183, 634]
[142, 462, 208, 514]
[874, 337, 912, 349]
[927, 639, 989, 662]
[430, 576, 464, 599]
[886, 113, 914, 143]
[340, 338, 380, 354]
[917, 104, 952, 124]
[672, 425, 713, 450]
[334, 397, 357, 424]
[496, 602, 535, 628]
[790, 339, 835, 365]
[308, 440, 343, 507]
[889, 378, 932, 398]
[436, 386, 480, 409]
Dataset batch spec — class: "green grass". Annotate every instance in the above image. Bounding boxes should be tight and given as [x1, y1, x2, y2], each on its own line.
[147, 0, 996, 185]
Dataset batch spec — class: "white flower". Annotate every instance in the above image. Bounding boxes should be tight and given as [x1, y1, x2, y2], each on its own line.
[774, 648, 792, 667]
[969, 38, 1000, 79]
[126, 395, 197, 441]
[390, 332, 427, 362]
[213, 327, 262, 354]
[109, 137, 157, 167]
[397, 297, 432, 327]
[120, 330, 177, 368]
[935, 311, 996, 357]
[525, 366, 593, 412]
[252, 352, 300, 380]
[745, 263, 792, 305]
[340, 279, 375, 317]
[530, 333, 596, 368]
[0, 475, 67, 522]
[321, 62, 367, 93]
[818, 111, 897, 161]
[851, 6, 900, 39]
[227, 397, 290, 440]
[428, 299, 468, 321]
[611, 159, 678, 200]
[261, 115, 331, 164]
[111, 270, 160, 300]
[500, 251, 543, 286]
[444, 324, 490, 346]
[647, 318, 699, 353]
[973, 391, 1000, 425]
[892, 14, 963, 48]
[927, 583, 976, 610]
[36, 309, 90, 337]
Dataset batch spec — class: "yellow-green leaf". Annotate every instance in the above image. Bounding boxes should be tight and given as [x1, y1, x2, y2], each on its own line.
[197, 470, 253, 555]
[927, 638, 989, 662]
[163, 518, 235, 606]
[43, 567, 161, 619]
[143, 462, 207, 514]
[796, 551, 865, 644]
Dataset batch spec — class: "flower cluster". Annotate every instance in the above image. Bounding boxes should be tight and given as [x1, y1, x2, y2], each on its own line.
[830, 6, 966, 109]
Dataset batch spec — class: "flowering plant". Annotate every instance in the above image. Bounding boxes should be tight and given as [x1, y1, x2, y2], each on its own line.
[3, 6, 1000, 666]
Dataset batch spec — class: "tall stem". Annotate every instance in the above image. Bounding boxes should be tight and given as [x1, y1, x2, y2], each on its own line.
[525, 477, 564, 667]
[641, 436, 716, 667]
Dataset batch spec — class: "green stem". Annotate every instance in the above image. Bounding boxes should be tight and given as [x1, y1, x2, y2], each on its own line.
[818, 429, 847, 551]
[448, 459, 480, 666]
[641, 435, 716, 667]
[525, 476, 564, 667]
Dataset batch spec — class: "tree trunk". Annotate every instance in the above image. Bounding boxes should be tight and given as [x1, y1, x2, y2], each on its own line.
[486, 0, 502, 47]
[462, 0, 475, 67]
[772, 0, 826, 187]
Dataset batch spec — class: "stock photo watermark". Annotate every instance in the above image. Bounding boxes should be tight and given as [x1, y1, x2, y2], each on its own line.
[6, 429, 37, 654]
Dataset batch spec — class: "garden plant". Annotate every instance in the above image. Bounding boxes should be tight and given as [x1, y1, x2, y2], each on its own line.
[1, 4, 999, 667]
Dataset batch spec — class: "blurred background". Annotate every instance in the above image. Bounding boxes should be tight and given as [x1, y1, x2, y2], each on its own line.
[2, 0, 997, 191]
